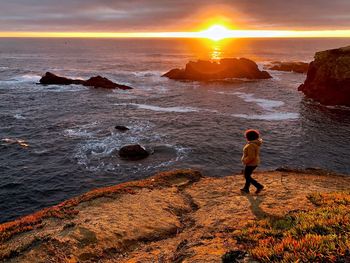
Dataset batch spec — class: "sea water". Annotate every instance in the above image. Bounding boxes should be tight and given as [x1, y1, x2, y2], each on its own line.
[0, 38, 350, 223]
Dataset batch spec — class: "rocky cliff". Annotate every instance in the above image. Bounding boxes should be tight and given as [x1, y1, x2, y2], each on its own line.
[298, 46, 350, 106]
[1, 169, 349, 262]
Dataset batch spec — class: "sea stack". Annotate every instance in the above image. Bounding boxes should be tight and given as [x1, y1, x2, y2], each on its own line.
[162, 58, 272, 81]
[39, 72, 133, 90]
[298, 46, 350, 107]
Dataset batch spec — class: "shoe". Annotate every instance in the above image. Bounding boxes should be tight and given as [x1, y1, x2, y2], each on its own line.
[240, 188, 250, 194]
[255, 186, 264, 194]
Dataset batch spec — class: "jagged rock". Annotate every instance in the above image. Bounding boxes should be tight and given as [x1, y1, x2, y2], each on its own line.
[162, 58, 272, 81]
[39, 72, 84, 85]
[39, 72, 132, 90]
[119, 144, 149, 160]
[266, 61, 309, 73]
[298, 46, 350, 106]
[115, 125, 129, 131]
[84, 76, 132, 90]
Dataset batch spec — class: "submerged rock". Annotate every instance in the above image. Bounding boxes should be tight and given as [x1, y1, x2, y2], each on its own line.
[119, 144, 149, 160]
[39, 72, 132, 90]
[266, 61, 309, 73]
[162, 58, 272, 81]
[298, 46, 350, 106]
[115, 125, 129, 131]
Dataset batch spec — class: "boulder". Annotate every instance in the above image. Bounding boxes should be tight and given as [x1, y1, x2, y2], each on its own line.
[266, 62, 309, 73]
[162, 58, 271, 81]
[298, 46, 350, 107]
[115, 125, 129, 131]
[119, 144, 149, 160]
[39, 72, 132, 90]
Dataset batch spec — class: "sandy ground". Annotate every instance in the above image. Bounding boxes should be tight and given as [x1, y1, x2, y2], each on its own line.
[1, 168, 350, 263]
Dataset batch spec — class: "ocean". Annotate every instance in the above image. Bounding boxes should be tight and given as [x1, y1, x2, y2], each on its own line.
[0, 37, 350, 223]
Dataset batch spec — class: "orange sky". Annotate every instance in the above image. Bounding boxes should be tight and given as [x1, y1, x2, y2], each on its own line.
[1, 1, 350, 38]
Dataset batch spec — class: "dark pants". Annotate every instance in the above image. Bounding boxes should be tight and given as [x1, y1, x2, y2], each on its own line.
[243, 166, 263, 191]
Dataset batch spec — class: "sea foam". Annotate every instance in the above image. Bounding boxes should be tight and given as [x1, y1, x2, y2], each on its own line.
[115, 103, 199, 113]
[232, 112, 299, 121]
[233, 92, 285, 111]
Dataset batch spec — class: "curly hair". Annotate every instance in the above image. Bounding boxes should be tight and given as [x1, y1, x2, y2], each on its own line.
[245, 129, 260, 141]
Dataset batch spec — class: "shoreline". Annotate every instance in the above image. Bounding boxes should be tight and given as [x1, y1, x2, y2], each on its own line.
[1, 168, 350, 262]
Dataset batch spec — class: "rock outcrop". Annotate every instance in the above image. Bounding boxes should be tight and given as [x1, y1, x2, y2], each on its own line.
[298, 46, 350, 106]
[1, 169, 349, 262]
[266, 61, 309, 73]
[119, 144, 149, 160]
[39, 72, 132, 90]
[114, 125, 129, 132]
[162, 58, 272, 81]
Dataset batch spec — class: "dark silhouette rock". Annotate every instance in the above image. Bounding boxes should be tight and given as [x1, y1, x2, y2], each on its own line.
[84, 76, 132, 90]
[115, 125, 129, 131]
[298, 46, 350, 107]
[39, 72, 84, 85]
[119, 145, 149, 160]
[266, 61, 309, 73]
[39, 72, 132, 90]
[162, 58, 271, 81]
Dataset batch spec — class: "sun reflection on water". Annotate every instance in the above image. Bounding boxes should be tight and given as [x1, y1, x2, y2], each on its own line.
[211, 43, 223, 61]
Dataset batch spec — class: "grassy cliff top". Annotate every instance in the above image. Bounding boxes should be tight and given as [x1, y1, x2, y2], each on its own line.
[1, 168, 350, 262]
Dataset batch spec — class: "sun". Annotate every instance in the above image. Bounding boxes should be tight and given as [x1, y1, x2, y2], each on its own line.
[199, 25, 232, 41]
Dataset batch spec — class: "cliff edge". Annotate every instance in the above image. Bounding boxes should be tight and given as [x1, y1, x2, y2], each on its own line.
[1, 169, 350, 262]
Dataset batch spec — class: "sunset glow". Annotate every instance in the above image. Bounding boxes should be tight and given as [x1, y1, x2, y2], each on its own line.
[1, 26, 350, 39]
[198, 25, 232, 41]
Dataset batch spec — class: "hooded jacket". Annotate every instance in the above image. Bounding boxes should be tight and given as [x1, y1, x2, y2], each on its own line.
[241, 138, 263, 166]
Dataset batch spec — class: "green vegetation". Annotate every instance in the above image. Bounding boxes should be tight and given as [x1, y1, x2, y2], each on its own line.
[237, 192, 350, 262]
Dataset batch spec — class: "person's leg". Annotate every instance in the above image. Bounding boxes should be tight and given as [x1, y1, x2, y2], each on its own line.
[242, 166, 256, 192]
[249, 166, 264, 191]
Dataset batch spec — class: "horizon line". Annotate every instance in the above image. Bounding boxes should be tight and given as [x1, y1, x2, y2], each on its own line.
[1, 30, 350, 39]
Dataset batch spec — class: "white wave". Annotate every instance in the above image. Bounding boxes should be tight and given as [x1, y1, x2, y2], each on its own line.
[64, 129, 94, 138]
[0, 66, 9, 71]
[11, 74, 41, 83]
[14, 114, 26, 120]
[233, 92, 284, 111]
[44, 84, 88, 92]
[232, 112, 299, 121]
[133, 70, 163, 77]
[115, 103, 199, 113]
[212, 91, 285, 111]
[63, 122, 99, 138]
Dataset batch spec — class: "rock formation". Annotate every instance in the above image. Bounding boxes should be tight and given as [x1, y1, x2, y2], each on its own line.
[119, 144, 149, 160]
[39, 72, 132, 90]
[115, 125, 129, 132]
[266, 61, 309, 73]
[162, 58, 272, 81]
[298, 46, 350, 106]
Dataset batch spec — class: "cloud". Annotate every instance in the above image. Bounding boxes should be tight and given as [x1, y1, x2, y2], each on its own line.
[0, 0, 349, 31]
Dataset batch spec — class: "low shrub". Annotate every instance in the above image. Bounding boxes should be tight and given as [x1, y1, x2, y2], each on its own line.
[236, 191, 350, 262]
